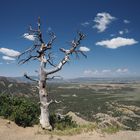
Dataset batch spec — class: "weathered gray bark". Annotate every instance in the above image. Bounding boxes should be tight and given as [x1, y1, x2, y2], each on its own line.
[39, 55, 52, 130]
[18, 18, 86, 130]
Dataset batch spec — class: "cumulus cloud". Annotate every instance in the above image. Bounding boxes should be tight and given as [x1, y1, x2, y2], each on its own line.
[2, 56, 16, 61]
[83, 68, 129, 77]
[124, 19, 130, 24]
[84, 70, 98, 76]
[116, 68, 128, 73]
[95, 37, 138, 49]
[81, 22, 90, 27]
[79, 46, 90, 52]
[93, 12, 116, 32]
[119, 31, 124, 35]
[84, 69, 112, 77]
[102, 69, 111, 73]
[110, 34, 115, 37]
[23, 33, 37, 41]
[0, 48, 20, 57]
[119, 29, 129, 35]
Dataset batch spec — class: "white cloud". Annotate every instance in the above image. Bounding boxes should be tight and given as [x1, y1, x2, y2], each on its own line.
[2, 56, 16, 61]
[81, 22, 90, 27]
[84, 70, 98, 76]
[124, 19, 130, 24]
[119, 29, 129, 35]
[119, 31, 124, 35]
[0, 48, 20, 57]
[6, 62, 10, 64]
[23, 33, 37, 41]
[93, 12, 116, 32]
[116, 68, 122, 73]
[102, 69, 111, 73]
[83, 68, 130, 77]
[110, 34, 115, 37]
[79, 46, 90, 52]
[96, 37, 138, 49]
[116, 68, 128, 73]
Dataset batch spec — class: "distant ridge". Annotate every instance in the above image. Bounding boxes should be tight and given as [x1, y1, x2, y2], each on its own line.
[1, 76, 140, 84]
[0, 76, 38, 97]
[68, 76, 140, 84]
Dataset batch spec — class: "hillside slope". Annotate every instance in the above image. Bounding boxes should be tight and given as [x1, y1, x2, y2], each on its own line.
[0, 117, 140, 140]
[0, 76, 38, 97]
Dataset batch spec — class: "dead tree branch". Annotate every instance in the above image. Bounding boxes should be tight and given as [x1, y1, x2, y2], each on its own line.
[18, 18, 56, 65]
[40, 99, 61, 107]
[46, 53, 56, 67]
[24, 73, 38, 82]
[18, 55, 38, 64]
[18, 18, 87, 130]
[18, 45, 40, 59]
[47, 99, 62, 106]
[47, 76, 63, 80]
[45, 32, 85, 75]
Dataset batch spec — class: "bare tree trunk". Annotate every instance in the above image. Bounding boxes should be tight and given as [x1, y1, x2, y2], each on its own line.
[18, 18, 86, 130]
[39, 57, 52, 130]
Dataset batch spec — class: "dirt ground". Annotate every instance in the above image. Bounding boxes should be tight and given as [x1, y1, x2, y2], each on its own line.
[0, 118, 140, 140]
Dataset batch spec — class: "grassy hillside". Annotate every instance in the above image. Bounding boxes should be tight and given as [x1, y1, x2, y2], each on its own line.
[0, 76, 140, 130]
[0, 76, 38, 97]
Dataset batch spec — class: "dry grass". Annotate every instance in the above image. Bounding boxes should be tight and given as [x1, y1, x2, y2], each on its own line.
[36, 123, 97, 136]
[0, 117, 140, 140]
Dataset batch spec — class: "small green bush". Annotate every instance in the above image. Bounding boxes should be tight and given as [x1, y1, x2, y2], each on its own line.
[50, 113, 77, 130]
[0, 94, 78, 130]
[0, 94, 40, 127]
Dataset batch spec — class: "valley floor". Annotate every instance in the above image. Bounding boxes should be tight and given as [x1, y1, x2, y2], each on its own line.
[0, 118, 140, 140]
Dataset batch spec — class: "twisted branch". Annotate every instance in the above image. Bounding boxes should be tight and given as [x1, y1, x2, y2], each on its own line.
[47, 76, 62, 80]
[24, 73, 38, 82]
[40, 99, 61, 107]
[18, 18, 56, 64]
[19, 18, 86, 78]
[45, 32, 85, 75]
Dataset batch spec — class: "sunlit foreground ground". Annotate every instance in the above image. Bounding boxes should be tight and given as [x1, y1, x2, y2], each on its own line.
[0, 117, 140, 140]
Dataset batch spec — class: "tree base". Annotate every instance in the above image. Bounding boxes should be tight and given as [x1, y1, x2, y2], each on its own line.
[41, 124, 52, 131]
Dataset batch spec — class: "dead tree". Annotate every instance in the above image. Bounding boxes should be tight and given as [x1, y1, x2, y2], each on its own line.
[18, 18, 87, 130]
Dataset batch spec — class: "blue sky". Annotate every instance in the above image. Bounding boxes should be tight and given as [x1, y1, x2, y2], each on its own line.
[0, 0, 140, 78]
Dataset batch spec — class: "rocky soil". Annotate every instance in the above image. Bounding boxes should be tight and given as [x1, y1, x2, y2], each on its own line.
[93, 102, 140, 130]
[0, 117, 140, 140]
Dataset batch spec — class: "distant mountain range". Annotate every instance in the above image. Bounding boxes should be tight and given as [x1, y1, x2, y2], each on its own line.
[68, 76, 140, 84]
[0, 76, 140, 97]
[1, 75, 140, 84]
